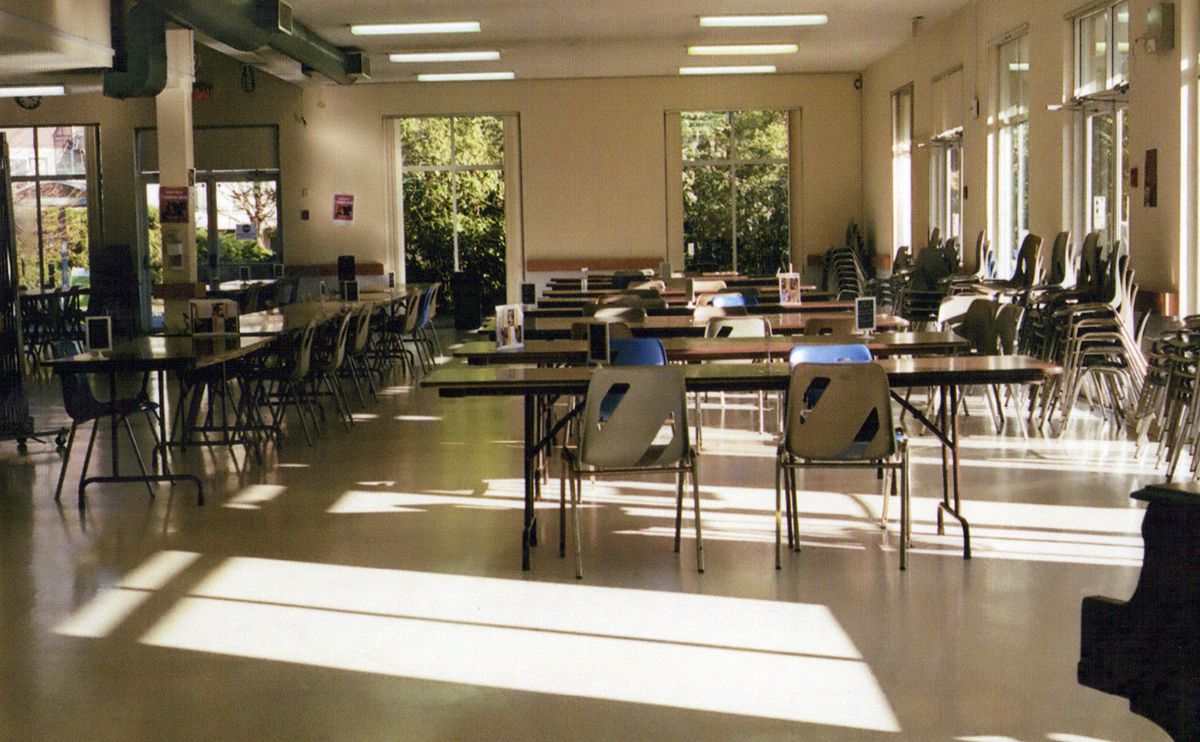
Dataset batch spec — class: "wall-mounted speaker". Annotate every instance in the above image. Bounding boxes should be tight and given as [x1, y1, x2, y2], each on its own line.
[1146, 3, 1174, 53]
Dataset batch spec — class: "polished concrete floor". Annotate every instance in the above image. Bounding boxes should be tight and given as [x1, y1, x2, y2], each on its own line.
[0, 346, 1172, 741]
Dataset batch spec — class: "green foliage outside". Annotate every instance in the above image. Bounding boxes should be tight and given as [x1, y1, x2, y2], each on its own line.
[682, 110, 790, 276]
[399, 116, 506, 310]
[15, 204, 88, 288]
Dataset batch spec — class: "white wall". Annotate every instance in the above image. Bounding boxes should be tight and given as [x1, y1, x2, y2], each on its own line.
[283, 72, 864, 288]
[862, 0, 1193, 306]
[3, 50, 864, 301]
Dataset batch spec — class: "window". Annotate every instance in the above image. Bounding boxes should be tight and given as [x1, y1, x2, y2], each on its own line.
[137, 126, 281, 285]
[996, 34, 1029, 276]
[396, 115, 507, 309]
[1075, 2, 1130, 97]
[931, 136, 963, 245]
[891, 87, 914, 253]
[0, 126, 100, 290]
[1074, 2, 1130, 247]
[680, 110, 790, 275]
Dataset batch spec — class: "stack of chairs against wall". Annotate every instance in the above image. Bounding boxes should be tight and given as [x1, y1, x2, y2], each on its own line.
[1029, 239, 1147, 432]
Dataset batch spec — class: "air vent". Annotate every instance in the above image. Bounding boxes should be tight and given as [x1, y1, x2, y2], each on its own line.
[255, 0, 294, 36]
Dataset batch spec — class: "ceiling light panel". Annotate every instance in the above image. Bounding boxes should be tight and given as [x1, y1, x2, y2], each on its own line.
[0, 85, 66, 97]
[418, 72, 515, 82]
[699, 14, 829, 27]
[688, 44, 799, 56]
[390, 51, 501, 63]
[351, 22, 481, 35]
[679, 65, 777, 76]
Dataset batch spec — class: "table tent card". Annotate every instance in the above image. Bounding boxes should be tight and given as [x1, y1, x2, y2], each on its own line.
[190, 299, 239, 336]
[495, 304, 525, 350]
[778, 272, 802, 305]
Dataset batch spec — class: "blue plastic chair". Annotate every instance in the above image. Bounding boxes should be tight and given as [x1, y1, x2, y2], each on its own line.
[788, 343, 873, 366]
[609, 337, 668, 366]
[711, 293, 757, 309]
[602, 338, 667, 419]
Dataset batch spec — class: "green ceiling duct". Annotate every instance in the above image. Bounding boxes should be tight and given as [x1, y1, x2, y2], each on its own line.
[104, 0, 366, 99]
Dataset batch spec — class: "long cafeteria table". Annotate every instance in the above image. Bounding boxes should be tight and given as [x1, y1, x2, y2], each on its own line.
[422, 355, 1062, 571]
[506, 312, 908, 339]
[454, 331, 969, 365]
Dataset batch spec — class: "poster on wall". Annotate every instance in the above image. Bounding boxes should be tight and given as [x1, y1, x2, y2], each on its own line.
[159, 187, 190, 224]
[333, 194, 355, 225]
[1144, 149, 1158, 208]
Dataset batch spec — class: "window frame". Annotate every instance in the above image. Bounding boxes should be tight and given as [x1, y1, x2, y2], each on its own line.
[0, 125, 102, 290]
[679, 109, 791, 275]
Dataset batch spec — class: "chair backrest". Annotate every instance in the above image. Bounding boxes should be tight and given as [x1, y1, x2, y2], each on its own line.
[693, 305, 747, 324]
[955, 298, 999, 354]
[290, 320, 319, 381]
[609, 337, 667, 366]
[1076, 231, 1103, 296]
[1046, 231, 1072, 286]
[711, 293, 749, 308]
[609, 270, 644, 290]
[783, 361, 895, 460]
[587, 305, 646, 323]
[705, 315, 771, 338]
[692, 279, 727, 295]
[788, 343, 872, 365]
[802, 315, 856, 336]
[994, 303, 1024, 355]
[936, 294, 978, 327]
[51, 339, 102, 422]
[911, 246, 953, 290]
[579, 365, 689, 469]
[1011, 233, 1043, 287]
[893, 246, 912, 272]
[352, 305, 373, 354]
[970, 231, 991, 279]
[322, 311, 354, 370]
[928, 227, 941, 249]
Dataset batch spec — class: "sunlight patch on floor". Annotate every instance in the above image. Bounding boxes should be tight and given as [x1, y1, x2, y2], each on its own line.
[132, 557, 899, 731]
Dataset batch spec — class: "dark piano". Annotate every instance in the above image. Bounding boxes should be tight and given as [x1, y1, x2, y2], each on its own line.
[1079, 482, 1200, 741]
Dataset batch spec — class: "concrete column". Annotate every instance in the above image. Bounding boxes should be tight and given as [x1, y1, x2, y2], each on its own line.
[154, 28, 202, 333]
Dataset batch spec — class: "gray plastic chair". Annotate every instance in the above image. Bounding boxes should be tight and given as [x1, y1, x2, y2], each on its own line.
[560, 366, 703, 579]
[776, 361, 910, 570]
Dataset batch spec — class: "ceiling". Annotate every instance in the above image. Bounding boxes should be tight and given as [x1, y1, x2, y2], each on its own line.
[279, 0, 968, 84]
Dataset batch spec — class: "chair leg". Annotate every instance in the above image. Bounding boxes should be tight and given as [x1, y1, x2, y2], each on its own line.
[54, 423, 80, 501]
[674, 470, 684, 553]
[691, 464, 704, 574]
[775, 459, 784, 570]
[77, 421, 102, 508]
[572, 471, 583, 579]
[122, 416, 157, 500]
[559, 458, 568, 558]
[789, 467, 801, 552]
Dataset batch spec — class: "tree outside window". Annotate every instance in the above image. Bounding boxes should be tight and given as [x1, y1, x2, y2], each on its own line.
[682, 110, 790, 276]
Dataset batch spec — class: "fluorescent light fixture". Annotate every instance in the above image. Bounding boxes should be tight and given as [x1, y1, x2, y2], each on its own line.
[680, 65, 777, 75]
[417, 71, 514, 82]
[1008, 62, 1029, 71]
[0, 85, 65, 97]
[351, 21, 480, 35]
[688, 44, 798, 56]
[390, 50, 500, 63]
[699, 14, 828, 27]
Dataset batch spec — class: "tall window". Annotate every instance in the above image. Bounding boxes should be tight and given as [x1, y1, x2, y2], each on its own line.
[1075, 2, 1130, 247]
[931, 135, 963, 246]
[681, 110, 789, 276]
[997, 34, 1029, 276]
[891, 87, 914, 253]
[138, 126, 281, 285]
[397, 115, 507, 310]
[0, 126, 99, 290]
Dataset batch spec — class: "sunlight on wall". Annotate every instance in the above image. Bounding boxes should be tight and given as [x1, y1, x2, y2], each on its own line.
[129, 557, 900, 731]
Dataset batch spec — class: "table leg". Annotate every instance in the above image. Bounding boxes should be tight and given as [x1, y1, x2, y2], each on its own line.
[935, 384, 971, 559]
[523, 393, 537, 570]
